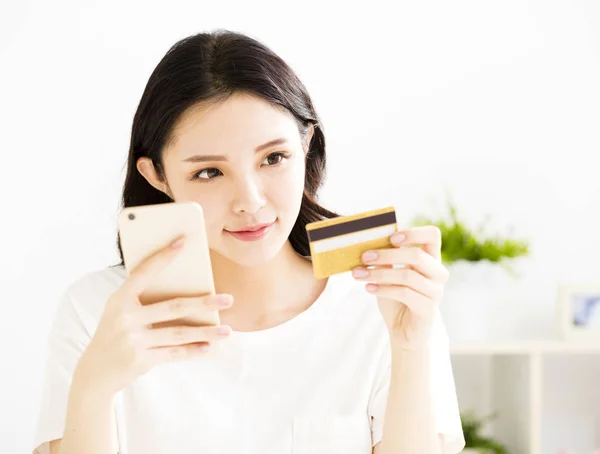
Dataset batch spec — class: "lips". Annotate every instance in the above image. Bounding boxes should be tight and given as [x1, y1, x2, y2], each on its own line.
[228, 221, 274, 233]
[225, 220, 276, 242]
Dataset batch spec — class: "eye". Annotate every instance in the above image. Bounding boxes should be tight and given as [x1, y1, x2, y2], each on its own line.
[190, 152, 290, 182]
[262, 151, 290, 166]
[191, 168, 222, 181]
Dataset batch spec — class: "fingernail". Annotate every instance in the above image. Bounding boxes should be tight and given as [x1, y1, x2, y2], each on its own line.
[216, 326, 231, 336]
[171, 237, 185, 248]
[352, 268, 369, 278]
[366, 284, 378, 293]
[391, 233, 406, 245]
[362, 251, 378, 263]
[216, 295, 233, 307]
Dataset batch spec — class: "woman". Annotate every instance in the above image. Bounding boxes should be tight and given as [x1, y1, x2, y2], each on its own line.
[33, 29, 465, 454]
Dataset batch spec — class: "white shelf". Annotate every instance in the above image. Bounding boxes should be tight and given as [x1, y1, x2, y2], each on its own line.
[448, 340, 600, 454]
[450, 340, 600, 355]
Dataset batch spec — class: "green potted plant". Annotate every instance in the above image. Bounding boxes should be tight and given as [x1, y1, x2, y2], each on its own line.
[410, 193, 530, 341]
[410, 196, 529, 274]
[461, 410, 508, 454]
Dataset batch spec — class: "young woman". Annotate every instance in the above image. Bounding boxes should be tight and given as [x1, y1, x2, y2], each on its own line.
[33, 30, 465, 454]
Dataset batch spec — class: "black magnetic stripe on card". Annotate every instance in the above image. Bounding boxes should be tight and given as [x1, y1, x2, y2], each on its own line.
[306, 211, 397, 242]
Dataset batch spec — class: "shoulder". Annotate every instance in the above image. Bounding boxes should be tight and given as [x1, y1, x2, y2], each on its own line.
[322, 271, 450, 354]
[66, 264, 127, 301]
[326, 271, 385, 322]
[54, 264, 127, 337]
[329, 270, 449, 339]
[323, 271, 391, 348]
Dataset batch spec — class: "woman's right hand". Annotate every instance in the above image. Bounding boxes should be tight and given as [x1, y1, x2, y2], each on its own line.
[72, 236, 233, 399]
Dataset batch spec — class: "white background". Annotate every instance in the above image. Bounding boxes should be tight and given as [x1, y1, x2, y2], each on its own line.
[1, 0, 599, 453]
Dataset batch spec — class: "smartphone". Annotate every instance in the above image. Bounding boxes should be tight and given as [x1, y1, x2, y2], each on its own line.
[117, 201, 219, 328]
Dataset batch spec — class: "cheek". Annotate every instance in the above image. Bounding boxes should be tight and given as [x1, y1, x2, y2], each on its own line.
[195, 193, 227, 235]
[170, 182, 225, 236]
[271, 161, 305, 207]
[161, 169, 225, 242]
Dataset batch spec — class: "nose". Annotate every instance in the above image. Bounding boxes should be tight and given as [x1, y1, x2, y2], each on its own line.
[231, 174, 267, 215]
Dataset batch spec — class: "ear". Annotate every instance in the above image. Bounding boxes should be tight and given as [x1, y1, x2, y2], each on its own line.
[307, 122, 315, 144]
[303, 123, 316, 155]
[309, 122, 316, 140]
[136, 157, 170, 196]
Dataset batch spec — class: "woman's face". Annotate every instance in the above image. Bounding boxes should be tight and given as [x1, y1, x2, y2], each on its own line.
[138, 93, 312, 267]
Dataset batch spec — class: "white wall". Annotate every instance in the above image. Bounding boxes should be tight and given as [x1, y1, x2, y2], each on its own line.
[2, 0, 599, 452]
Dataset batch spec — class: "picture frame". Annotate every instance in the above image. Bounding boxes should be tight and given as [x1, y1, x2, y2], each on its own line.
[557, 284, 600, 341]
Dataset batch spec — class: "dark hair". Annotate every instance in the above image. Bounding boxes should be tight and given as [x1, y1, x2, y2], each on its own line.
[115, 29, 339, 266]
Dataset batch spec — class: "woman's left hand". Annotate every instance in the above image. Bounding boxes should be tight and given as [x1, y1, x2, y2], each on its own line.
[352, 226, 449, 352]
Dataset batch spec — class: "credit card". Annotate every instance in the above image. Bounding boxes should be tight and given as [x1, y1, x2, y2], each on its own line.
[306, 206, 398, 279]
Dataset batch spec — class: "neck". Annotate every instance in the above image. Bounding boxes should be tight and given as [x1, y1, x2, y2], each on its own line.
[209, 241, 319, 323]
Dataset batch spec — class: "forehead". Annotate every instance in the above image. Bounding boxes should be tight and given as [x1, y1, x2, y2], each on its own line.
[168, 93, 299, 158]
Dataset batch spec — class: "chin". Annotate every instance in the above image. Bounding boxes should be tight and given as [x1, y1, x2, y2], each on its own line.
[229, 250, 280, 268]
[217, 244, 285, 268]
[214, 224, 291, 268]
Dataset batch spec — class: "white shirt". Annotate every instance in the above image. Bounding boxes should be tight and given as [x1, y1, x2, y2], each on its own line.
[33, 265, 465, 454]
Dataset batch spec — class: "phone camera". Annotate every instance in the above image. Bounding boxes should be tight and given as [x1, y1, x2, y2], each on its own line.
[128, 213, 135, 220]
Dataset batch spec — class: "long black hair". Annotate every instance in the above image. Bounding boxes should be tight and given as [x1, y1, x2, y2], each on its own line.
[116, 29, 339, 265]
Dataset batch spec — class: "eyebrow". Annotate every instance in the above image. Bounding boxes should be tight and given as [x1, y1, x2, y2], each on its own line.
[182, 138, 288, 163]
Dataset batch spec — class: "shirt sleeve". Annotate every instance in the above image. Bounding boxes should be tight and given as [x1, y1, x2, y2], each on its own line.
[368, 308, 465, 454]
[31, 289, 119, 454]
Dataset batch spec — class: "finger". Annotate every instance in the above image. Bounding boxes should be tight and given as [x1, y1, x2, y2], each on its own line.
[144, 342, 211, 366]
[145, 324, 232, 348]
[366, 284, 433, 317]
[122, 235, 186, 297]
[391, 226, 442, 260]
[352, 267, 443, 299]
[138, 294, 233, 325]
[362, 246, 449, 282]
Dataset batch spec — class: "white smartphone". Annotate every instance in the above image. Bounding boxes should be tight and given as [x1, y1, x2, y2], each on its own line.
[117, 201, 219, 327]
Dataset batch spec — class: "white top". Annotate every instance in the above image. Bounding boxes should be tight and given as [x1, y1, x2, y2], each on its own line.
[32, 265, 465, 454]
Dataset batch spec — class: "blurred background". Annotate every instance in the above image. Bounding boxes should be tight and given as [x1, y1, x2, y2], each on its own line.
[1, 0, 599, 453]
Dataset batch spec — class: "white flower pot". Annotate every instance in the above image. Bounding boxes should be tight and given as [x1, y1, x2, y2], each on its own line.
[440, 260, 514, 342]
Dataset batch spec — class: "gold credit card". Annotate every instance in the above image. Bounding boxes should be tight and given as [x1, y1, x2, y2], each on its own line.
[306, 206, 398, 279]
